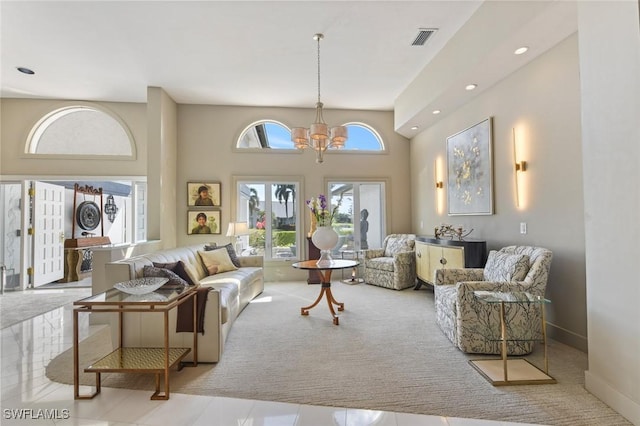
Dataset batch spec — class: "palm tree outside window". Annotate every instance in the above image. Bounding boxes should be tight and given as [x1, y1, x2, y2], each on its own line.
[236, 180, 301, 261]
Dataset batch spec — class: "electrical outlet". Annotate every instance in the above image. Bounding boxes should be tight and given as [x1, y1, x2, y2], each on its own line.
[520, 222, 527, 234]
[420, 220, 424, 229]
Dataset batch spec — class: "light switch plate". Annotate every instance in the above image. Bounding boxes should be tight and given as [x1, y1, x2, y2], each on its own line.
[520, 222, 527, 234]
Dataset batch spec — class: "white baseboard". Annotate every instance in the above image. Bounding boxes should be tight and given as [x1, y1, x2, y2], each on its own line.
[585, 370, 640, 425]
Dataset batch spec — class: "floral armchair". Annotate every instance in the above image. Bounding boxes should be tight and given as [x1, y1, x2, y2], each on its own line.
[363, 234, 416, 290]
[433, 245, 553, 355]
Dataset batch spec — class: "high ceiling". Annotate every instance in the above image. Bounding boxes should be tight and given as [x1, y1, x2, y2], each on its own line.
[0, 1, 578, 137]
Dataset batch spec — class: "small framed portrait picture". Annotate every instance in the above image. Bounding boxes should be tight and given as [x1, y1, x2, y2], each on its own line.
[188, 210, 221, 235]
[188, 182, 221, 207]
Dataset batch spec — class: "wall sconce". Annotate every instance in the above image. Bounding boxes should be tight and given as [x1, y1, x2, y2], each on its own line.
[515, 160, 527, 172]
[434, 160, 444, 188]
[434, 158, 445, 214]
[513, 128, 527, 208]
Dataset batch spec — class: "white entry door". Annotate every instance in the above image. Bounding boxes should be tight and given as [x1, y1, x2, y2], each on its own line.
[32, 181, 65, 287]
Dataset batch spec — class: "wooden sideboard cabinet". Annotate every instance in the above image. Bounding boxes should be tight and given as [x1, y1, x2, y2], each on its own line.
[415, 236, 487, 289]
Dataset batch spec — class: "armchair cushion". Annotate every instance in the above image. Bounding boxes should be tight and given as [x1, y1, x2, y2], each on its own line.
[483, 250, 530, 282]
[384, 235, 414, 257]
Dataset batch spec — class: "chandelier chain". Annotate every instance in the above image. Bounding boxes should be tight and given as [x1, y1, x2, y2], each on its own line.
[316, 35, 321, 105]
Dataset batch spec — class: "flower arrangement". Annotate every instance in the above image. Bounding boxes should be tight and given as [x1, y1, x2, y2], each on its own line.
[306, 194, 341, 227]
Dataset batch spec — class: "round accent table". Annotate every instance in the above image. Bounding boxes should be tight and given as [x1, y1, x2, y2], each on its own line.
[292, 259, 358, 325]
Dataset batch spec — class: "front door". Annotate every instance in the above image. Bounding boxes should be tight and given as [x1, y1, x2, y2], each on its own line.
[32, 181, 65, 287]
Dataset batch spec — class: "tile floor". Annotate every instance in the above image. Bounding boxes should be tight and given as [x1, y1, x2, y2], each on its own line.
[0, 289, 545, 426]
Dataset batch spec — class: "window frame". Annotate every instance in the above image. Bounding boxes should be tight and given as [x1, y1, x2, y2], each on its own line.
[233, 120, 386, 155]
[24, 102, 136, 160]
[232, 175, 305, 262]
[325, 177, 389, 250]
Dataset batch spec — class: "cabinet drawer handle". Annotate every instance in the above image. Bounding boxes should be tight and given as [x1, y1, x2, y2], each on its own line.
[440, 258, 447, 265]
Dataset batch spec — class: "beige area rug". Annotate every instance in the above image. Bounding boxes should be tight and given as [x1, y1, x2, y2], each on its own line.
[47, 282, 630, 425]
[0, 287, 91, 329]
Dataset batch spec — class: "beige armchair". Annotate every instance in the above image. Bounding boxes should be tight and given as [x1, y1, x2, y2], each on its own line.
[363, 234, 416, 290]
[433, 245, 553, 355]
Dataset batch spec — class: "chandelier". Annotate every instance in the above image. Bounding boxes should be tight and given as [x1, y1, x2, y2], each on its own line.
[291, 33, 348, 163]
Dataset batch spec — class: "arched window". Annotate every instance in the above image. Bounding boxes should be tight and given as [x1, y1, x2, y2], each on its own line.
[342, 123, 385, 151]
[236, 120, 385, 152]
[236, 120, 294, 150]
[26, 104, 135, 158]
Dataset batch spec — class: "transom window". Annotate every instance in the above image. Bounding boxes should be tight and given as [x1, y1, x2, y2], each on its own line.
[26, 105, 135, 158]
[236, 120, 384, 152]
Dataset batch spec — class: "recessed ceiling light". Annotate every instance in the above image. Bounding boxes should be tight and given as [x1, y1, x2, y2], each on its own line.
[432, 110, 441, 115]
[411, 126, 419, 130]
[514, 46, 529, 55]
[465, 84, 477, 91]
[17, 67, 35, 75]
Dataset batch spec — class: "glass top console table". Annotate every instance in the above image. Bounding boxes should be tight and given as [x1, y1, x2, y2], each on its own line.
[73, 278, 198, 400]
[469, 291, 556, 386]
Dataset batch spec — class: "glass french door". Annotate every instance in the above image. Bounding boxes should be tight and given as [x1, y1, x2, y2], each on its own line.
[327, 181, 386, 254]
[236, 180, 301, 261]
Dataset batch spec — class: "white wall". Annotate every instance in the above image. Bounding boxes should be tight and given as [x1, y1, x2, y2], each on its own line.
[0, 99, 147, 177]
[174, 105, 412, 246]
[409, 33, 587, 350]
[578, 1, 640, 424]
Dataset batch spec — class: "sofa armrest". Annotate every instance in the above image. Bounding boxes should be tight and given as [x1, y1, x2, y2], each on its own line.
[238, 255, 263, 268]
[434, 268, 484, 286]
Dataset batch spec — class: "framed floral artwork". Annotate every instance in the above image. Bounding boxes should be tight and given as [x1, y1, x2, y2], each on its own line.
[446, 117, 494, 215]
[188, 210, 221, 235]
[187, 182, 221, 207]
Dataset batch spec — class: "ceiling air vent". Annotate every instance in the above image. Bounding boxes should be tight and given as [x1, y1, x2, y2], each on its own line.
[411, 28, 438, 46]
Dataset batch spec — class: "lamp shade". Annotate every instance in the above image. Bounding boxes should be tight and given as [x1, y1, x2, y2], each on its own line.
[291, 127, 308, 145]
[226, 222, 249, 237]
[330, 126, 348, 145]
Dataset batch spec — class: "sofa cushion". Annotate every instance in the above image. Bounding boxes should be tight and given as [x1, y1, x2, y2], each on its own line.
[198, 248, 238, 275]
[181, 261, 201, 285]
[142, 265, 189, 288]
[364, 257, 395, 272]
[483, 250, 530, 282]
[153, 261, 196, 285]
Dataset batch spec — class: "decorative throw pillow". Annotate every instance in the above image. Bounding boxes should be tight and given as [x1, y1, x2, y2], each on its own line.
[198, 248, 238, 275]
[181, 261, 201, 285]
[204, 243, 218, 251]
[221, 243, 242, 268]
[153, 261, 195, 286]
[143, 265, 189, 288]
[483, 251, 530, 282]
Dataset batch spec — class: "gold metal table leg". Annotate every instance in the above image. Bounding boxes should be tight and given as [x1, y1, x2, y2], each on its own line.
[500, 301, 508, 382]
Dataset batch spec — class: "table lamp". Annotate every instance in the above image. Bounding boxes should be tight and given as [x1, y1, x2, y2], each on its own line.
[226, 222, 249, 253]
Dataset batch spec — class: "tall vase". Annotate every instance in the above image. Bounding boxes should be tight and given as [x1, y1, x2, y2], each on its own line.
[311, 226, 339, 265]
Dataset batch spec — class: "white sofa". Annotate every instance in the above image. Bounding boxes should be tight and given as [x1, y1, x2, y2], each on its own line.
[104, 244, 264, 362]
